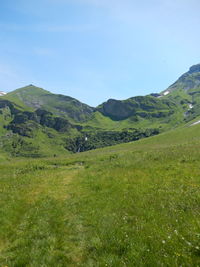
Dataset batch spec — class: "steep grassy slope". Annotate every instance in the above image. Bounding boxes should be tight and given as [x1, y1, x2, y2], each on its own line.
[0, 98, 81, 157]
[162, 64, 200, 122]
[3, 85, 94, 122]
[0, 123, 200, 266]
[85, 107, 184, 131]
[85, 95, 184, 131]
[0, 98, 160, 157]
[1, 64, 200, 157]
[92, 64, 200, 131]
[165, 64, 200, 94]
[96, 96, 178, 120]
[1, 83, 188, 133]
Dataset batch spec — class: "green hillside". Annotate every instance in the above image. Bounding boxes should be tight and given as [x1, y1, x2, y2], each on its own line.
[0, 98, 159, 157]
[1, 64, 200, 265]
[1, 64, 200, 157]
[96, 95, 179, 121]
[93, 64, 200, 130]
[162, 63, 200, 122]
[0, 97, 81, 157]
[0, 122, 200, 266]
[3, 85, 94, 122]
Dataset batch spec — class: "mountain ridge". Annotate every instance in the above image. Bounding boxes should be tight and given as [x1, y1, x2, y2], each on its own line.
[2, 63, 200, 107]
[1, 63, 200, 157]
[2, 84, 94, 122]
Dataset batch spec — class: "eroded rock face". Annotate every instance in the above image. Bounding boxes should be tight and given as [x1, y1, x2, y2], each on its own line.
[0, 99, 20, 115]
[96, 96, 177, 121]
[97, 99, 135, 120]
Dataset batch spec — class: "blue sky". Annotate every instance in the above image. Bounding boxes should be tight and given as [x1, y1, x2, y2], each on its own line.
[0, 0, 200, 106]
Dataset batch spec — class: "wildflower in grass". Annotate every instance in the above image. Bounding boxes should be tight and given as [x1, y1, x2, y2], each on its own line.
[195, 246, 199, 250]
[174, 230, 178, 235]
[168, 235, 171, 239]
[162, 240, 166, 244]
[175, 252, 181, 257]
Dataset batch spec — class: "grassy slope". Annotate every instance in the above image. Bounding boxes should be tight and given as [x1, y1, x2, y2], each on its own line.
[93, 95, 186, 131]
[0, 110, 10, 135]
[2, 89, 35, 111]
[0, 126, 72, 158]
[3, 85, 187, 131]
[2, 85, 94, 123]
[0, 124, 200, 266]
[0, 101, 80, 157]
[84, 109, 185, 131]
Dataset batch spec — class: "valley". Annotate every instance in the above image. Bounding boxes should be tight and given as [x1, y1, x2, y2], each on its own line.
[0, 64, 200, 266]
[0, 120, 200, 266]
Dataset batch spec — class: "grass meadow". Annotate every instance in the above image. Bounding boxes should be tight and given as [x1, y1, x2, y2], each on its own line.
[0, 124, 200, 266]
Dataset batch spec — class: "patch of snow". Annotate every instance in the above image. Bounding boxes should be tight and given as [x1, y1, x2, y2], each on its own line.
[190, 120, 200, 126]
[163, 90, 170, 96]
[188, 104, 193, 109]
[0, 91, 7, 96]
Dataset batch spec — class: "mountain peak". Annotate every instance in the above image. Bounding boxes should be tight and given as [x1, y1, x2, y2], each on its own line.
[21, 84, 46, 90]
[9, 85, 51, 95]
[164, 63, 200, 93]
[188, 63, 200, 74]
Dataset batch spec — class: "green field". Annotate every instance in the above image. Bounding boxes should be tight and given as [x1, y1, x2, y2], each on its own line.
[0, 123, 200, 266]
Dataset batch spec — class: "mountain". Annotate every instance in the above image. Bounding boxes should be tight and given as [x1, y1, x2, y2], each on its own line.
[3, 85, 94, 122]
[1, 64, 200, 157]
[92, 92, 187, 131]
[160, 63, 200, 122]
[0, 96, 159, 157]
[0, 97, 80, 157]
[0, 86, 163, 157]
[164, 63, 200, 94]
[93, 63, 200, 130]
[95, 95, 182, 127]
[2, 68, 200, 266]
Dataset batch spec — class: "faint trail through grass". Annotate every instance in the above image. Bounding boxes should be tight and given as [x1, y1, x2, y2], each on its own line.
[1, 124, 200, 266]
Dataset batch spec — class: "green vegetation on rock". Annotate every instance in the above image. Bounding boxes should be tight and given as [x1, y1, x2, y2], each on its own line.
[3, 84, 94, 122]
[1, 64, 200, 157]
